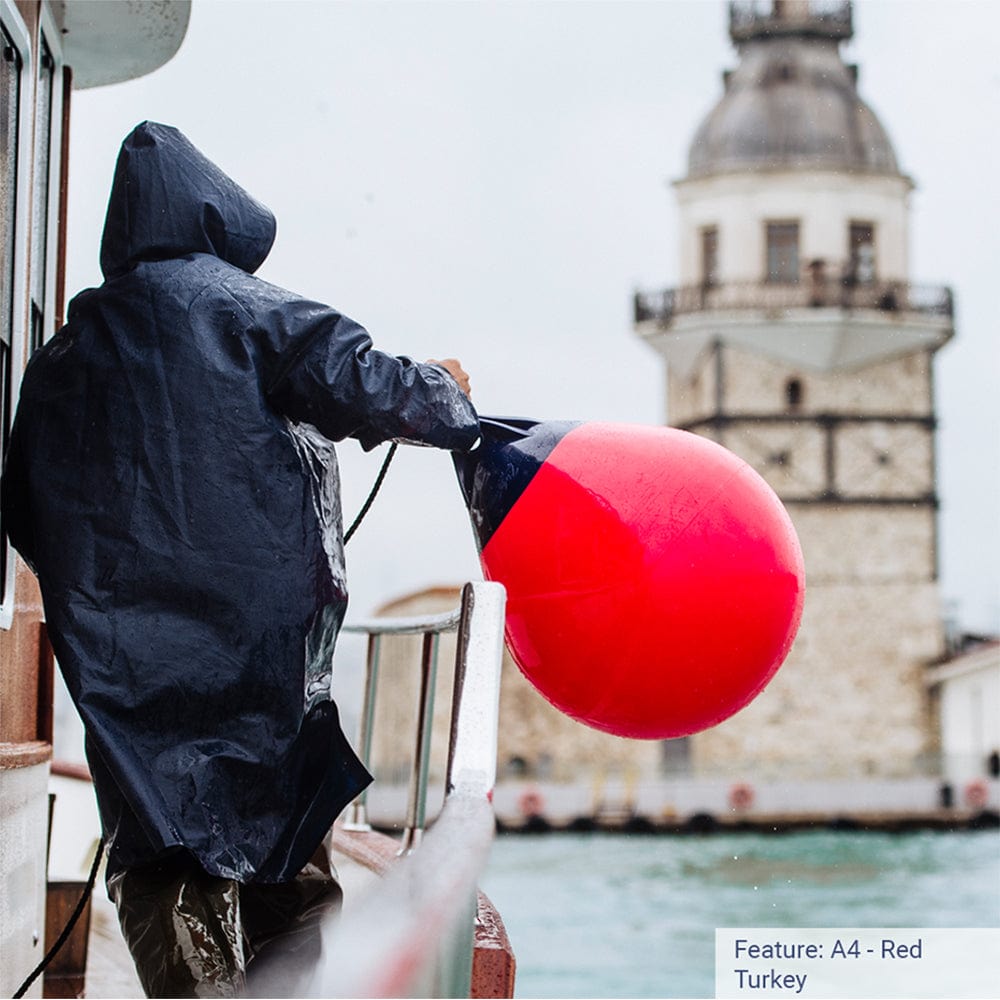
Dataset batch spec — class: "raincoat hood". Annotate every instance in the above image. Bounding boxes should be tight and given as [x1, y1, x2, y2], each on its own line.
[100, 121, 276, 279]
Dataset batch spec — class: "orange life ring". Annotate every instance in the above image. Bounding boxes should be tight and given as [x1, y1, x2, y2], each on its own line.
[964, 779, 989, 810]
[728, 782, 755, 812]
[518, 788, 545, 818]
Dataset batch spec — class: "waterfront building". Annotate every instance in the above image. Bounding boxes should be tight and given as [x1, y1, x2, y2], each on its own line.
[0, 3, 189, 994]
[926, 637, 1000, 796]
[634, 0, 954, 779]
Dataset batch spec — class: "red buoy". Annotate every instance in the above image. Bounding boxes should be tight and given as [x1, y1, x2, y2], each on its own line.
[456, 420, 805, 739]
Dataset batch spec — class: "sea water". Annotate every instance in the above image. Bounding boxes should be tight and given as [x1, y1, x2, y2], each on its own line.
[479, 829, 1000, 999]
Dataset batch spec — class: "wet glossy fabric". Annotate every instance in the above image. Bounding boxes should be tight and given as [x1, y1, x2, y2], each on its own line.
[2, 121, 479, 882]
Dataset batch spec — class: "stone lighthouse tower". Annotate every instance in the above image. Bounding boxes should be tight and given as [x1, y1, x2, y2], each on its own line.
[635, 0, 955, 779]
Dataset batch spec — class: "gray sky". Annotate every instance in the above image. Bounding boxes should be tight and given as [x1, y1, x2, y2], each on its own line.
[66, 0, 1000, 635]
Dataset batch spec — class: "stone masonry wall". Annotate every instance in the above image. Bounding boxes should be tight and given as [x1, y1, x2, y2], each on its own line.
[669, 342, 943, 779]
[669, 344, 934, 425]
[691, 580, 943, 778]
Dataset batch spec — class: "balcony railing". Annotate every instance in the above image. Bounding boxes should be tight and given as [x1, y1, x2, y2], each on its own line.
[634, 279, 954, 327]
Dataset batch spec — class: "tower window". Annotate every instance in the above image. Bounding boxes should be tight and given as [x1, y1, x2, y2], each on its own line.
[849, 222, 876, 285]
[701, 226, 719, 287]
[661, 737, 691, 776]
[785, 377, 803, 410]
[766, 221, 799, 284]
[765, 60, 796, 84]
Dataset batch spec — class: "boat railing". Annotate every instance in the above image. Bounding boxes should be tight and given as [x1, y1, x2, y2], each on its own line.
[341, 597, 466, 851]
[309, 580, 510, 998]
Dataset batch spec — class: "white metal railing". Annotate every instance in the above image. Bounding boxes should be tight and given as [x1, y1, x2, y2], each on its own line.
[307, 581, 506, 998]
[341, 601, 463, 851]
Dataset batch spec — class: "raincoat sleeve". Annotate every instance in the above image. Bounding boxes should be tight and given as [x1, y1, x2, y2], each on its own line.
[241, 283, 479, 451]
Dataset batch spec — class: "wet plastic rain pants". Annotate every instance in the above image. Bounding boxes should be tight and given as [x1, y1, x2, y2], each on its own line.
[107, 843, 340, 998]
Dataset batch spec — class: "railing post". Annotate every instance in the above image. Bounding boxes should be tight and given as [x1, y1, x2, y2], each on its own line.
[398, 631, 440, 855]
[342, 633, 381, 831]
[446, 583, 505, 799]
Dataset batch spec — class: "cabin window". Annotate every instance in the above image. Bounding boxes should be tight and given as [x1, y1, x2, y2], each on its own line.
[700, 225, 719, 288]
[766, 221, 799, 283]
[0, 0, 34, 628]
[29, 35, 56, 353]
[2, 22, 21, 376]
[849, 221, 876, 285]
[1, 12, 24, 621]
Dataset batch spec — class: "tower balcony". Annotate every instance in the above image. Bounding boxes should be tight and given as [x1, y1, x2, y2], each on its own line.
[729, 1, 853, 43]
[634, 279, 954, 375]
[635, 279, 952, 326]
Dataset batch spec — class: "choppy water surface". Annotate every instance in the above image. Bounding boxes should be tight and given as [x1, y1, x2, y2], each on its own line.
[479, 829, 1000, 999]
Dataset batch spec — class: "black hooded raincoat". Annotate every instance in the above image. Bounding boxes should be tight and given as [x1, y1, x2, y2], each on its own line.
[2, 122, 479, 882]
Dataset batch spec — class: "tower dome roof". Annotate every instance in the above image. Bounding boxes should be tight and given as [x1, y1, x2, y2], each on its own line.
[687, 6, 902, 179]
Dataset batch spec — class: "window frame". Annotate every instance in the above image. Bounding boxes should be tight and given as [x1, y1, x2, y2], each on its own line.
[848, 220, 876, 286]
[700, 225, 719, 288]
[30, 6, 64, 351]
[0, 0, 34, 630]
[765, 219, 800, 285]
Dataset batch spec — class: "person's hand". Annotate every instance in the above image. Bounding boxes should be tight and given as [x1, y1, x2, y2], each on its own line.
[428, 358, 472, 398]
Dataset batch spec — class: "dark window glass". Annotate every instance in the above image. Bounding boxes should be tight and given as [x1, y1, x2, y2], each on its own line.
[30, 35, 55, 352]
[849, 221, 875, 285]
[785, 377, 803, 410]
[661, 737, 691, 776]
[766, 221, 799, 283]
[701, 226, 719, 287]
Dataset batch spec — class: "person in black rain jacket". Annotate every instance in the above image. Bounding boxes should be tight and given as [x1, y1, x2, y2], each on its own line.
[1, 121, 479, 996]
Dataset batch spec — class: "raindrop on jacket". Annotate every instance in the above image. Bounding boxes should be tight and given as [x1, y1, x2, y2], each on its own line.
[1, 121, 480, 882]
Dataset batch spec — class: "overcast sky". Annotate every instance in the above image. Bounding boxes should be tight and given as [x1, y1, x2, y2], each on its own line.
[65, 0, 1000, 639]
